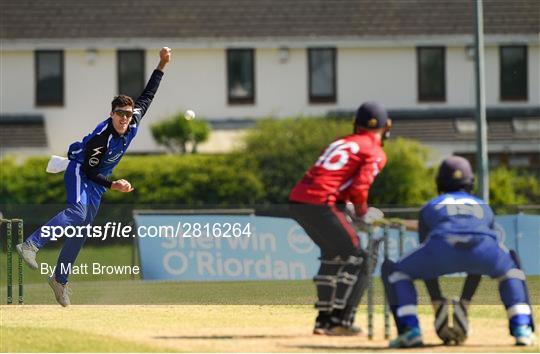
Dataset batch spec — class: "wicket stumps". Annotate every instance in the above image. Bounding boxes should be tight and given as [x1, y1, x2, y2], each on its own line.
[366, 219, 405, 340]
[1, 218, 24, 304]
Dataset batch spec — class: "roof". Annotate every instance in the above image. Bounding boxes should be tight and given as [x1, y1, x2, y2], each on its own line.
[330, 107, 540, 142]
[1, 0, 539, 40]
[206, 107, 540, 145]
[390, 118, 540, 143]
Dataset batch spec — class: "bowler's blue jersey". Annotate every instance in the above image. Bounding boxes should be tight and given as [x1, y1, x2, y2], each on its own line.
[418, 191, 497, 241]
[67, 69, 163, 188]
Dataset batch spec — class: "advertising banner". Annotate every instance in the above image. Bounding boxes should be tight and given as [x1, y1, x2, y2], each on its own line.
[134, 213, 539, 280]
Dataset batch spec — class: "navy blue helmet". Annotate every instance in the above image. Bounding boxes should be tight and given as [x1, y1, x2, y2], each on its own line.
[436, 156, 475, 193]
[355, 101, 389, 129]
[354, 101, 392, 138]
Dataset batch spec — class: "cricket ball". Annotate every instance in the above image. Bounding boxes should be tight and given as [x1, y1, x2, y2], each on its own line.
[185, 110, 196, 121]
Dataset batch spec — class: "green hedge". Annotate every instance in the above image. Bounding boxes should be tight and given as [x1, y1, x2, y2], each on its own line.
[0, 154, 265, 205]
[1, 117, 538, 209]
[108, 154, 264, 205]
[0, 157, 66, 204]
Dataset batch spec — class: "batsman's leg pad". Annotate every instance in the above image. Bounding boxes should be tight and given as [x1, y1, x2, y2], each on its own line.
[336, 272, 369, 327]
[333, 255, 363, 310]
[313, 258, 342, 312]
[333, 254, 368, 326]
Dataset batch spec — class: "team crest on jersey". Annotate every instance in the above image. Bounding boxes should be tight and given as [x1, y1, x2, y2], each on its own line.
[105, 153, 123, 163]
[89, 157, 100, 167]
[367, 118, 378, 128]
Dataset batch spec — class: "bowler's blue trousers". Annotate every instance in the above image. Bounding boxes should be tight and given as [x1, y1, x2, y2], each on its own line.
[27, 161, 105, 284]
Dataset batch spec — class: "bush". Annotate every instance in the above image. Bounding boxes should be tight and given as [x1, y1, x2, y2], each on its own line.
[0, 154, 264, 206]
[369, 138, 436, 206]
[489, 166, 540, 208]
[244, 117, 352, 203]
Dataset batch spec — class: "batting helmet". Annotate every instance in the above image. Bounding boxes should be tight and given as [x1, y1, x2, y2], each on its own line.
[436, 156, 475, 193]
[354, 101, 390, 130]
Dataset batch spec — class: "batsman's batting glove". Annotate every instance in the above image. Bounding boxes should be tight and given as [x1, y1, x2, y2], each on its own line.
[359, 207, 384, 225]
[345, 202, 357, 222]
[346, 204, 384, 230]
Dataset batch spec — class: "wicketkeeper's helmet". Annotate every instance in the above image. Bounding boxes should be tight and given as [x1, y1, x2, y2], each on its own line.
[436, 156, 475, 193]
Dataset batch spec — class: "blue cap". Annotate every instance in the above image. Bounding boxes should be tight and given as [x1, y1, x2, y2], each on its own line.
[354, 101, 389, 129]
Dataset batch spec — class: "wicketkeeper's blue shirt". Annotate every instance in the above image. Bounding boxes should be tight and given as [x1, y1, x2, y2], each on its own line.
[418, 191, 497, 241]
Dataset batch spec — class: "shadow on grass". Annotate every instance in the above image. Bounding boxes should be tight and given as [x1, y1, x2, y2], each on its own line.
[290, 343, 445, 351]
[155, 334, 302, 340]
[288, 343, 522, 351]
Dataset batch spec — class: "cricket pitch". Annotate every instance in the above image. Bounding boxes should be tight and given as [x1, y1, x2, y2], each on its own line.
[1, 305, 539, 352]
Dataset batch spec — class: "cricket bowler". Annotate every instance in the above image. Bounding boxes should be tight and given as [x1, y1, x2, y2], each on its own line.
[382, 156, 536, 347]
[16, 47, 172, 306]
[289, 102, 391, 335]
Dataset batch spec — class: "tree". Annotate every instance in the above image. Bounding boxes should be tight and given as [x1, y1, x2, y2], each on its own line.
[150, 112, 210, 154]
[190, 119, 210, 153]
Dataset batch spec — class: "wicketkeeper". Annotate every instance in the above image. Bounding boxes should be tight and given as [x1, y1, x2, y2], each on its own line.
[289, 102, 391, 335]
[382, 156, 536, 348]
[16, 47, 171, 306]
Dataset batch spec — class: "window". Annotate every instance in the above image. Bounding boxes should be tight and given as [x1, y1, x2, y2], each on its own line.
[117, 50, 145, 98]
[417, 47, 446, 102]
[500, 46, 527, 101]
[227, 49, 255, 104]
[35, 50, 64, 106]
[308, 48, 336, 103]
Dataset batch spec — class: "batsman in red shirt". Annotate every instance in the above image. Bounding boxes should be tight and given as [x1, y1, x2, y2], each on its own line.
[289, 102, 391, 335]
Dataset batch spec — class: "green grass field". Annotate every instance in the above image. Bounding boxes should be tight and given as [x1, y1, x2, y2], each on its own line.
[0, 245, 539, 352]
[1, 245, 538, 305]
